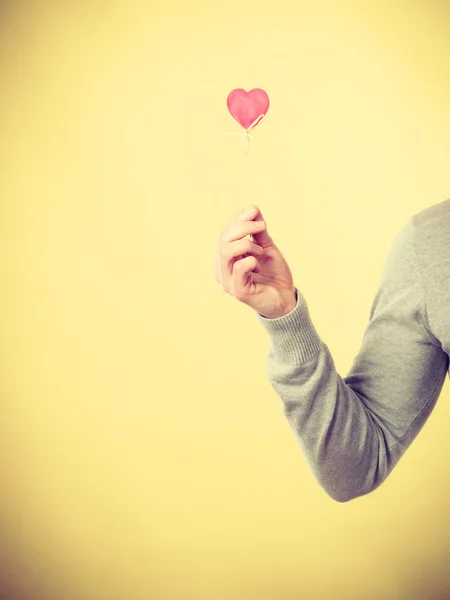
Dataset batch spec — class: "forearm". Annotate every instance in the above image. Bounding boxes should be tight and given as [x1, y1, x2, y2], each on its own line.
[257, 273, 448, 502]
[267, 344, 396, 502]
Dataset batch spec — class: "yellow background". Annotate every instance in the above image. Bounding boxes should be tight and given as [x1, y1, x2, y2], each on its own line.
[1, 1, 450, 598]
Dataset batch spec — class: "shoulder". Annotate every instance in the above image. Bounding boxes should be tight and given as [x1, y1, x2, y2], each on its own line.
[410, 197, 450, 258]
[412, 197, 450, 233]
[410, 198, 450, 344]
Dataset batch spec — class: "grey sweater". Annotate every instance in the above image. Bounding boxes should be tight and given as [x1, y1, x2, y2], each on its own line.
[255, 198, 450, 502]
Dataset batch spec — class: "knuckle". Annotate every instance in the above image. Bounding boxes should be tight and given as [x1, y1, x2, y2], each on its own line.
[244, 239, 253, 253]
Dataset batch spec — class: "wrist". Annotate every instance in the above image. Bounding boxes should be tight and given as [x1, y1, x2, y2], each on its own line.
[259, 289, 298, 319]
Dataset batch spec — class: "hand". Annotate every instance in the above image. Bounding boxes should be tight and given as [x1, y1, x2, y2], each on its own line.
[214, 205, 297, 319]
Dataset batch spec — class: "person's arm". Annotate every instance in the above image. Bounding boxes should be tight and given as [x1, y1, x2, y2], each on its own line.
[255, 217, 449, 502]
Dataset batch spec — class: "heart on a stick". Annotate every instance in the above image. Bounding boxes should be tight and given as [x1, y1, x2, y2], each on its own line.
[226, 88, 270, 131]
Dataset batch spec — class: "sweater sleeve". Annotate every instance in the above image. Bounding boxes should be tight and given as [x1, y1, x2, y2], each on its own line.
[255, 217, 449, 502]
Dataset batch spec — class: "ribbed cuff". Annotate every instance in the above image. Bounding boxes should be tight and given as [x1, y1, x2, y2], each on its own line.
[255, 287, 324, 364]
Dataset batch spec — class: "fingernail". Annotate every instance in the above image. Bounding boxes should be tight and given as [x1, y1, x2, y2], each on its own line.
[245, 206, 256, 216]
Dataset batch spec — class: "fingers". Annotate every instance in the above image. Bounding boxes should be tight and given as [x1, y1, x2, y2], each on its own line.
[220, 219, 267, 244]
[223, 237, 264, 261]
[219, 205, 263, 238]
[218, 237, 264, 292]
[215, 205, 267, 292]
[237, 205, 258, 221]
[248, 206, 275, 247]
[232, 255, 259, 300]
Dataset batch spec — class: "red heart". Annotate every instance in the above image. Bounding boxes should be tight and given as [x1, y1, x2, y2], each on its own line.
[226, 88, 270, 130]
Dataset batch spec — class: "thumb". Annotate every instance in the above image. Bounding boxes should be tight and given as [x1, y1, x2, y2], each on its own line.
[250, 206, 275, 247]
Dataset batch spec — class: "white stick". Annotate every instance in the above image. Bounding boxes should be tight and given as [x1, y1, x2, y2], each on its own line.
[220, 113, 266, 211]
